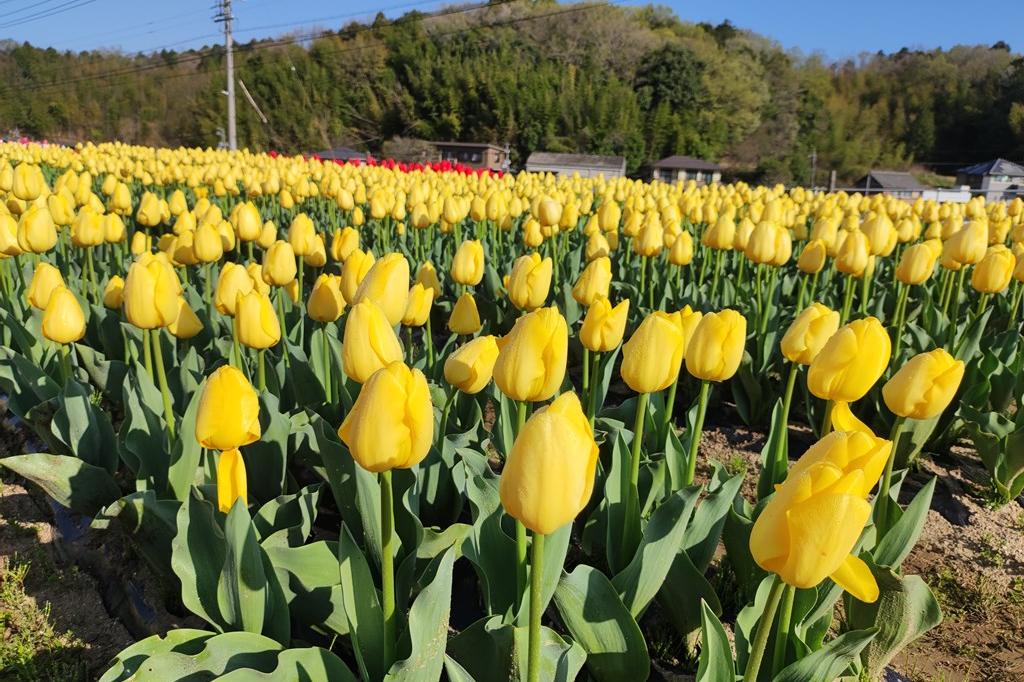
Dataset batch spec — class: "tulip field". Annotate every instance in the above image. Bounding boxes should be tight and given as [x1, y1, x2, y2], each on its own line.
[1, 140, 1023, 681]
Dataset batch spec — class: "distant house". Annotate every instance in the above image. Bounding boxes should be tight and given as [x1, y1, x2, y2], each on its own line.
[955, 159, 1024, 200]
[649, 155, 722, 185]
[855, 170, 926, 199]
[525, 152, 626, 178]
[315, 146, 368, 163]
[432, 142, 509, 171]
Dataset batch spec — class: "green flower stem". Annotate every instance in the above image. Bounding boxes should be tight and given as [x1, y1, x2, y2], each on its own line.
[582, 347, 590, 412]
[438, 386, 457, 439]
[662, 373, 680, 444]
[426, 314, 435, 367]
[710, 248, 724, 304]
[809, 268, 821, 302]
[296, 256, 305, 349]
[204, 262, 214, 321]
[12, 255, 25, 293]
[949, 267, 967, 324]
[275, 288, 290, 368]
[143, 325, 154, 380]
[839, 275, 856, 326]
[639, 256, 648, 305]
[322, 323, 332, 404]
[257, 349, 266, 392]
[771, 583, 797, 675]
[231, 322, 242, 371]
[742, 574, 786, 682]
[685, 381, 711, 486]
[890, 282, 910, 364]
[758, 268, 779, 336]
[526, 531, 546, 682]
[587, 350, 601, 426]
[766, 363, 800, 489]
[514, 400, 529, 616]
[150, 329, 176, 440]
[938, 268, 954, 315]
[622, 392, 649, 565]
[795, 273, 808, 312]
[876, 415, 906, 537]
[974, 292, 990, 320]
[380, 469, 396, 671]
[859, 261, 873, 315]
[1009, 280, 1024, 329]
[820, 399, 834, 438]
[85, 247, 98, 303]
[58, 343, 71, 385]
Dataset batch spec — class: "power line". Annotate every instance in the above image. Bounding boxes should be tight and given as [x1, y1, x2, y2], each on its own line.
[0, 0, 97, 29]
[0, 0, 533, 96]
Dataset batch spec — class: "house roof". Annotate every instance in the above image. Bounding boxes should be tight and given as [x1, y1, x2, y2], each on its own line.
[957, 158, 1024, 177]
[858, 170, 926, 191]
[316, 146, 367, 161]
[431, 141, 506, 152]
[651, 155, 721, 171]
[525, 152, 626, 170]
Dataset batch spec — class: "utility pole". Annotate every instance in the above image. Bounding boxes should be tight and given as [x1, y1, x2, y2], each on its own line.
[215, 0, 237, 150]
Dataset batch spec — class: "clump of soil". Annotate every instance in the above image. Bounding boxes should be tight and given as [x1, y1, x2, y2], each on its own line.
[0, 478, 132, 681]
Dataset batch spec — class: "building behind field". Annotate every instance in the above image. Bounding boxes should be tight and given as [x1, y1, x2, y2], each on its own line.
[525, 152, 626, 178]
[955, 159, 1024, 201]
[648, 155, 722, 185]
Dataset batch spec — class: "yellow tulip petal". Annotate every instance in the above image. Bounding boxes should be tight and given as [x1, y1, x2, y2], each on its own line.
[830, 554, 879, 603]
[830, 401, 873, 435]
[217, 448, 248, 513]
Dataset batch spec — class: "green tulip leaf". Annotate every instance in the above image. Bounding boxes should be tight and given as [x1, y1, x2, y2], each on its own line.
[0, 453, 121, 517]
[696, 599, 735, 682]
[386, 547, 456, 682]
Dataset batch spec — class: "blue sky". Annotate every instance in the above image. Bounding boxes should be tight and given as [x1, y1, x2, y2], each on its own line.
[3, 0, 1022, 59]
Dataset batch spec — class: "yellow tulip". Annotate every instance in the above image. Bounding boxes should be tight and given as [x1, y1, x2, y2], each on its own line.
[130, 230, 150, 257]
[621, 310, 685, 393]
[749, 430, 887, 602]
[195, 365, 261, 451]
[12, 163, 44, 201]
[288, 213, 317, 256]
[338, 361, 433, 472]
[572, 256, 612, 306]
[498, 392, 598, 534]
[586, 232, 610, 261]
[493, 306, 568, 402]
[168, 297, 203, 339]
[136, 192, 164, 227]
[0, 213, 22, 256]
[122, 253, 182, 329]
[308, 274, 346, 322]
[402, 283, 433, 327]
[971, 245, 1014, 294]
[668, 232, 694, 266]
[701, 215, 735, 250]
[342, 301, 404, 383]
[214, 262, 255, 317]
[536, 196, 563, 227]
[234, 290, 280, 349]
[507, 252, 552, 311]
[780, 303, 840, 366]
[103, 214, 126, 244]
[233, 201, 262, 242]
[448, 292, 482, 335]
[262, 240, 297, 286]
[103, 275, 125, 310]
[580, 297, 630, 353]
[836, 231, 869, 277]
[17, 205, 57, 254]
[415, 261, 442, 299]
[598, 200, 621, 231]
[331, 226, 359, 262]
[882, 349, 965, 420]
[27, 262, 65, 310]
[685, 309, 747, 382]
[807, 317, 891, 403]
[798, 239, 827, 274]
[745, 221, 780, 265]
[895, 243, 937, 285]
[340, 249, 376, 304]
[257, 221, 277, 249]
[451, 239, 485, 286]
[353, 252, 409, 327]
[945, 222, 987, 265]
[41, 286, 86, 344]
[444, 334, 500, 394]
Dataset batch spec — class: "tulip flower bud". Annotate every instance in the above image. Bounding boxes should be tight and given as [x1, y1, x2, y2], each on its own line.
[233, 202, 262, 242]
[111, 182, 132, 215]
[0, 213, 22, 256]
[781, 303, 840, 365]
[745, 221, 780, 264]
[807, 317, 891, 403]
[536, 196, 563, 227]
[798, 239, 827, 274]
[402, 282, 433, 327]
[136, 192, 164, 227]
[945, 222, 987, 265]
[580, 297, 630, 352]
[668, 231, 694, 266]
[701, 215, 735, 250]
[331, 226, 359, 262]
[448, 292, 482, 335]
[17, 205, 57, 254]
[572, 256, 612, 306]
[215, 448, 247, 513]
[862, 215, 897, 256]
[27, 262, 65, 310]
[415, 261, 442, 299]
[196, 365, 261, 451]
[883, 349, 964, 420]
[493, 307, 568, 401]
[214, 262, 255, 317]
[507, 252, 553, 311]
[12, 163, 45, 201]
[234, 290, 280, 349]
[42, 286, 86, 344]
[895, 243, 937, 285]
[836, 230, 869, 277]
[124, 253, 183, 329]
[339, 361, 433, 472]
[971, 245, 1014, 294]
[451, 239, 485, 286]
[103, 214, 126, 244]
[168, 297, 203, 339]
[621, 310, 686, 393]
[288, 213, 317, 256]
[685, 309, 747, 382]
[598, 200, 621, 231]
[257, 221, 276, 249]
[343, 301, 404, 383]
[47, 193, 74, 227]
[341, 249, 376, 304]
[444, 334, 500, 394]
[262, 240, 297, 287]
[308, 274, 346, 323]
[586, 232, 610, 261]
[750, 431, 887, 602]
[103, 275, 125, 310]
[130, 231, 151, 257]
[353, 252, 409, 327]
[499, 392, 598, 534]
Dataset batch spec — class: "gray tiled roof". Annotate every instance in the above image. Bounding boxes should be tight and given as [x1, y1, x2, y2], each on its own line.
[958, 158, 1024, 177]
[526, 152, 625, 170]
[859, 170, 926, 190]
[651, 155, 721, 171]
